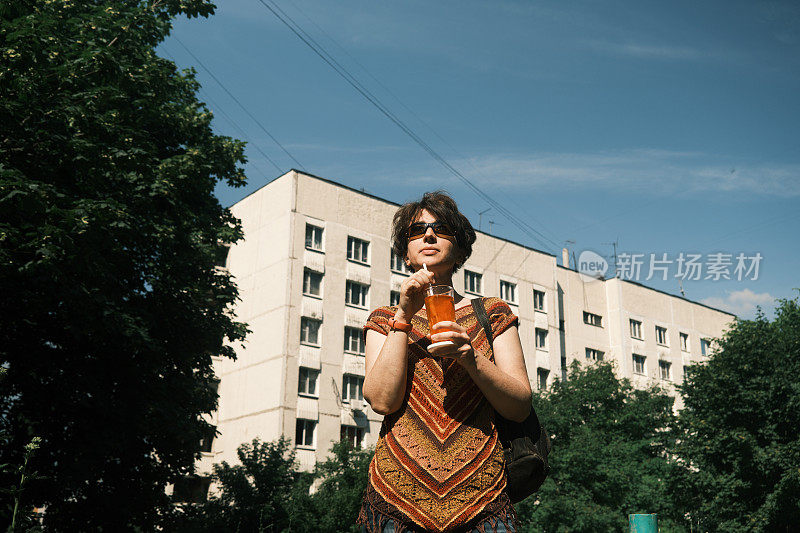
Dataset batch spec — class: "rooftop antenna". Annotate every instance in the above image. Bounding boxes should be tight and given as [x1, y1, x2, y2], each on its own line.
[488, 219, 502, 234]
[601, 238, 619, 277]
[477, 208, 491, 231]
[679, 279, 686, 297]
[564, 239, 575, 269]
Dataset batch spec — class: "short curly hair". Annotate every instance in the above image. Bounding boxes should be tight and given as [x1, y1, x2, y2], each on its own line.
[392, 191, 476, 275]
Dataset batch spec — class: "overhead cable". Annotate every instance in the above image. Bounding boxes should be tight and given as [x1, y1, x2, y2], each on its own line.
[173, 36, 305, 172]
[257, 0, 558, 254]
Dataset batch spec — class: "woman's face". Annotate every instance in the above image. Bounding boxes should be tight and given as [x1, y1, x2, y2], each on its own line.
[404, 209, 460, 276]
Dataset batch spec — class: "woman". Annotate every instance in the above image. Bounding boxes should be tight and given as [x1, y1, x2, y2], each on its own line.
[357, 191, 532, 533]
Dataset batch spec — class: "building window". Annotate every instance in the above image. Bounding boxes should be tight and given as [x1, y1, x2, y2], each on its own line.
[464, 270, 482, 295]
[583, 311, 602, 327]
[585, 348, 604, 362]
[537, 368, 549, 390]
[172, 476, 211, 503]
[391, 250, 411, 274]
[630, 319, 642, 339]
[214, 244, 230, 268]
[701, 338, 710, 356]
[295, 419, 316, 448]
[683, 365, 691, 381]
[305, 224, 323, 251]
[347, 236, 369, 264]
[533, 290, 545, 312]
[343, 374, 364, 402]
[535, 328, 548, 350]
[390, 291, 400, 307]
[208, 377, 220, 397]
[300, 317, 321, 346]
[633, 354, 646, 375]
[659, 360, 672, 381]
[345, 280, 369, 308]
[656, 326, 668, 346]
[303, 269, 323, 297]
[199, 424, 216, 453]
[341, 425, 364, 449]
[499, 281, 517, 304]
[680, 332, 689, 352]
[344, 326, 365, 355]
[298, 367, 319, 396]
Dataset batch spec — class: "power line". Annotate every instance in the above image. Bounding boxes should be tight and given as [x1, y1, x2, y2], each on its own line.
[702, 210, 800, 251]
[283, 0, 565, 251]
[256, 0, 559, 254]
[198, 88, 283, 175]
[172, 36, 305, 172]
[161, 46, 284, 175]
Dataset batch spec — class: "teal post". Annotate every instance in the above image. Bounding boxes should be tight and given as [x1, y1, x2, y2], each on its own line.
[629, 514, 658, 532]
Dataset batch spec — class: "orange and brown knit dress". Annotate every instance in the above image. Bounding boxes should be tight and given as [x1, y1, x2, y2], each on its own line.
[357, 297, 520, 533]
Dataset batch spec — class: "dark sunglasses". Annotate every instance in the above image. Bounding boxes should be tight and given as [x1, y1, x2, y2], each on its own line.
[407, 221, 456, 241]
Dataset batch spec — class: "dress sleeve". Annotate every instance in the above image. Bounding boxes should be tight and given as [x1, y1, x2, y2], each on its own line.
[485, 297, 519, 340]
[363, 306, 395, 338]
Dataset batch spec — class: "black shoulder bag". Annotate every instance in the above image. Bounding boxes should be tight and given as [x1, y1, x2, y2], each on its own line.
[472, 297, 551, 504]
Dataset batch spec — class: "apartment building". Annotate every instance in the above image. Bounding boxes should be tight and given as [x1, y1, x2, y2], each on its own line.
[189, 169, 735, 496]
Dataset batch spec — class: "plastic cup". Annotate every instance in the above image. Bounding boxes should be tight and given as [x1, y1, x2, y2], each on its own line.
[425, 285, 456, 349]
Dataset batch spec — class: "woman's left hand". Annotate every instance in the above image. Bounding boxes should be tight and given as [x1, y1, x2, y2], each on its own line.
[428, 321, 477, 368]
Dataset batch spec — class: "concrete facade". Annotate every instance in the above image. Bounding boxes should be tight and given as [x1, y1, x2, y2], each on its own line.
[195, 170, 736, 481]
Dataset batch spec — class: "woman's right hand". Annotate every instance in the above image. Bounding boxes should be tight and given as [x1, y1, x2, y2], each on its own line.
[396, 268, 436, 320]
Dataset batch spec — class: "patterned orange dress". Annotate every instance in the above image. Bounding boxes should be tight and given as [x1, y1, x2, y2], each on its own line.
[357, 297, 520, 533]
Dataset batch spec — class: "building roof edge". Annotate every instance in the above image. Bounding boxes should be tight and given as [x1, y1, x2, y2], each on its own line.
[230, 172, 732, 318]
[555, 263, 737, 318]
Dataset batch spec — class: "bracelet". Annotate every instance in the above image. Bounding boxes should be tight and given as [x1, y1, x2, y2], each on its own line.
[388, 317, 412, 333]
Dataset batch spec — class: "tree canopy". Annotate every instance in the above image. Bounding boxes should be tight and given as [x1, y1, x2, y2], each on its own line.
[676, 291, 800, 531]
[517, 361, 688, 533]
[0, 0, 247, 529]
[166, 437, 372, 533]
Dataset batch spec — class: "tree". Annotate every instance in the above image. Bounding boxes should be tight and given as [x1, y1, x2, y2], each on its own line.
[676, 292, 800, 532]
[166, 437, 372, 533]
[165, 437, 309, 533]
[168, 437, 373, 533]
[0, 0, 248, 529]
[309, 440, 373, 533]
[516, 361, 688, 533]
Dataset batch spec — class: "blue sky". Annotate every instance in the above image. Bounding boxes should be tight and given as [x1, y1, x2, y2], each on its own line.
[161, 0, 800, 321]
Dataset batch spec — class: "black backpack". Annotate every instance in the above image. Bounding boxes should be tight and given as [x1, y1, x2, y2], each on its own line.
[472, 297, 551, 504]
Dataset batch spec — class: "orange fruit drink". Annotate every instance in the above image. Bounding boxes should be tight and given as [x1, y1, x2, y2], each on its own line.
[425, 285, 456, 349]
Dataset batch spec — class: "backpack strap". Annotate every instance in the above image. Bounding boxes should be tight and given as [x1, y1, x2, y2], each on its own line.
[473, 297, 546, 451]
[471, 297, 551, 503]
[472, 297, 495, 351]
[472, 297, 514, 441]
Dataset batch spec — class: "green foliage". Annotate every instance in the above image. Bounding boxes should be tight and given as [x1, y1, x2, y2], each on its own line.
[166, 311, 800, 532]
[310, 440, 373, 533]
[516, 361, 687, 533]
[676, 291, 800, 532]
[165, 437, 304, 532]
[0, 0, 247, 530]
[167, 437, 372, 533]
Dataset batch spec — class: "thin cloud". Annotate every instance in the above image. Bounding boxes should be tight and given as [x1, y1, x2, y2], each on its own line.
[589, 40, 704, 60]
[284, 143, 407, 154]
[422, 150, 800, 197]
[701, 288, 774, 319]
[585, 39, 740, 64]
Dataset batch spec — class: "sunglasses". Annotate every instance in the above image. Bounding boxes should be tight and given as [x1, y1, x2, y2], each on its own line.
[407, 221, 456, 241]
